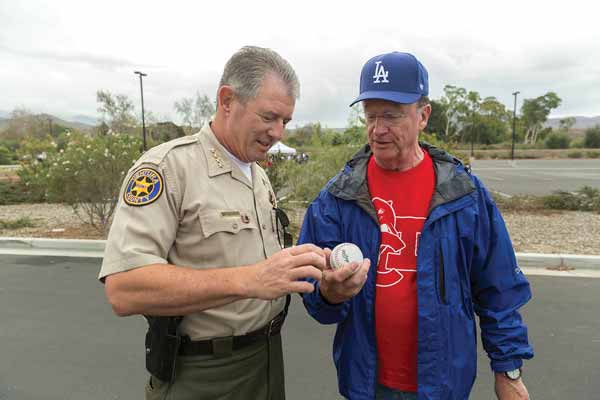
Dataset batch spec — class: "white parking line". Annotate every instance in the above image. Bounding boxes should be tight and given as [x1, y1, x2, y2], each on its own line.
[522, 267, 600, 278]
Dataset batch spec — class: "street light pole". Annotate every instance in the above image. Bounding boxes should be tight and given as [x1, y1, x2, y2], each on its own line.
[134, 71, 148, 151]
[511, 91, 520, 161]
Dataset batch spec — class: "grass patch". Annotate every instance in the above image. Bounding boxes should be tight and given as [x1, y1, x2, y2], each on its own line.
[0, 216, 36, 229]
[493, 186, 600, 214]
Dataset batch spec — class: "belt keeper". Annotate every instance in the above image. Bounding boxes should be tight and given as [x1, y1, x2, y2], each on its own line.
[211, 337, 233, 358]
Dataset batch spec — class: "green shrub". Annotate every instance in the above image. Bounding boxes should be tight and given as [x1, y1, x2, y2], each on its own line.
[570, 139, 584, 149]
[15, 132, 143, 234]
[545, 132, 571, 149]
[0, 180, 35, 205]
[0, 145, 15, 165]
[586, 151, 600, 158]
[266, 144, 357, 207]
[542, 186, 600, 213]
[584, 125, 600, 148]
[493, 193, 545, 212]
[567, 151, 583, 158]
[0, 216, 35, 229]
[16, 136, 57, 202]
[44, 132, 143, 234]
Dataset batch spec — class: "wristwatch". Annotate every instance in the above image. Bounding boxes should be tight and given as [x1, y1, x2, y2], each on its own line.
[504, 368, 522, 380]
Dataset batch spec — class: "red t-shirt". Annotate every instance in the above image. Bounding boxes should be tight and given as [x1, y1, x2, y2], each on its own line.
[367, 151, 435, 392]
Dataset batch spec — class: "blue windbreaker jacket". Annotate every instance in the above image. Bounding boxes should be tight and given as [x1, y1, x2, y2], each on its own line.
[298, 144, 533, 400]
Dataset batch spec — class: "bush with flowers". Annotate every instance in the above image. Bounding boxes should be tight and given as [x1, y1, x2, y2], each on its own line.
[17, 131, 142, 235]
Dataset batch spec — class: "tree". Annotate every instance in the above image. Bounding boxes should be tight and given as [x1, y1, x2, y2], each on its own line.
[463, 91, 481, 147]
[558, 117, 576, 133]
[520, 92, 561, 144]
[476, 97, 511, 144]
[1, 108, 51, 140]
[424, 99, 448, 140]
[584, 125, 600, 148]
[347, 104, 365, 128]
[174, 92, 215, 132]
[439, 85, 468, 141]
[96, 90, 137, 134]
[174, 97, 193, 129]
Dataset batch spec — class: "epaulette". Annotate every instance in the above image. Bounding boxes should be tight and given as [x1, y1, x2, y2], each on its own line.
[135, 134, 200, 166]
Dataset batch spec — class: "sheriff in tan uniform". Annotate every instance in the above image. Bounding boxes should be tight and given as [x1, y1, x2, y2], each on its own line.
[100, 123, 286, 339]
[99, 46, 326, 400]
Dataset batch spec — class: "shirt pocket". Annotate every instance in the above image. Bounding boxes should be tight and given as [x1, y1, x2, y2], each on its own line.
[198, 209, 258, 237]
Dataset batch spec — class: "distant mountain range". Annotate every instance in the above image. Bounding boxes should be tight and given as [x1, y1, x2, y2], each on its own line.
[1, 110, 599, 134]
[545, 116, 600, 129]
[0, 113, 96, 134]
[68, 114, 99, 126]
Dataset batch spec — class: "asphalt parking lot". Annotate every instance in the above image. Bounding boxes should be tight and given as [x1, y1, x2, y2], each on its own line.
[1, 255, 599, 399]
[470, 159, 600, 195]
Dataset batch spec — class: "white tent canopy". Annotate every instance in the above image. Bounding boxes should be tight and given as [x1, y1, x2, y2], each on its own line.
[268, 141, 296, 155]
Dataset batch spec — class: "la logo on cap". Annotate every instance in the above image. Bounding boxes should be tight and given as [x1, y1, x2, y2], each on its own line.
[372, 61, 389, 83]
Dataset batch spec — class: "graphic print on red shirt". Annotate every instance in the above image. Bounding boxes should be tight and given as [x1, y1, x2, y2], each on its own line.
[367, 150, 434, 392]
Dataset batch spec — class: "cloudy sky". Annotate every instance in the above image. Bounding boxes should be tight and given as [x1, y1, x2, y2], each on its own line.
[1, 0, 599, 127]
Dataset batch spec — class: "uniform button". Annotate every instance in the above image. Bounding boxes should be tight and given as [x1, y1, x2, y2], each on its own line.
[232, 223, 238, 229]
[261, 223, 267, 230]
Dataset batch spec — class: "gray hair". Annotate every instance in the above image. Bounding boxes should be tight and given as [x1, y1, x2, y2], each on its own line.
[218, 46, 300, 104]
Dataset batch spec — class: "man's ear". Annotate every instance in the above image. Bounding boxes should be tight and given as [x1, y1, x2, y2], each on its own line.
[419, 103, 432, 131]
[217, 85, 235, 114]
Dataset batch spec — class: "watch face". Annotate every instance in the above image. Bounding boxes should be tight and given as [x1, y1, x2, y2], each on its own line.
[506, 369, 521, 380]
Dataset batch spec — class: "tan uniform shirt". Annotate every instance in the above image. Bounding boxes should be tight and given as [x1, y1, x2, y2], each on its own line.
[99, 123, 285, 340]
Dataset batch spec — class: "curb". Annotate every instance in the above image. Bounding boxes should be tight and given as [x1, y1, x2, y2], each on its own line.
[0, 237, 105, 259]
[1, 237, 599, 270]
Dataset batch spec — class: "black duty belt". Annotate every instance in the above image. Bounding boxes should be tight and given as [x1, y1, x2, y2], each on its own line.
[179, 308, 287, 357]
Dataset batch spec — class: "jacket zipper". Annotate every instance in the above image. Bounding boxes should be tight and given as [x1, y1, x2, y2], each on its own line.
[439, 246, 447, 305]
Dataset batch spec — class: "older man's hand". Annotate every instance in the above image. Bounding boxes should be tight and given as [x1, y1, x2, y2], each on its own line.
[494, 373, 530, 400]
[319, 248, 371, 304]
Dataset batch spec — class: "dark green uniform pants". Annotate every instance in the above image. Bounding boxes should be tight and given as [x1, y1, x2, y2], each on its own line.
[145, 334, 285, 400]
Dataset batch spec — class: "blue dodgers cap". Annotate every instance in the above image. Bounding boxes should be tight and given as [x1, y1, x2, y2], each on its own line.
[350, 52, 429, 106]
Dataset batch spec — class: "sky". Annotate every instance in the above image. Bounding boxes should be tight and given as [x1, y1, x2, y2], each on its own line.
[1, 0, 599, 128]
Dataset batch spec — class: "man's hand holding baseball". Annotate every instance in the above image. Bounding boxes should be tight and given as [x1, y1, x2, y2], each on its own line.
[320, 248, 371, 304]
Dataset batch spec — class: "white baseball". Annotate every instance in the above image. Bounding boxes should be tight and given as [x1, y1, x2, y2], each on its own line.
[330, 243, 364, 271]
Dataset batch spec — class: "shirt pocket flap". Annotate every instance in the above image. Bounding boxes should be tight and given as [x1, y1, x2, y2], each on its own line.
[198, 209, 257, 238]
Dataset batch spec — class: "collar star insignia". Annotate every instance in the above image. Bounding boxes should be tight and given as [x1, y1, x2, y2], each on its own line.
[210, 147, 224, 168]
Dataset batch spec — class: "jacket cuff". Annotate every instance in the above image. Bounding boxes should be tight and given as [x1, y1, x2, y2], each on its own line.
[302, 282, 348, 324]
[491, 358, 524, 372]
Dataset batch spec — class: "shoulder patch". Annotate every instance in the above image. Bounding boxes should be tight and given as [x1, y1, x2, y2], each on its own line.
[123, 167, 164, 206]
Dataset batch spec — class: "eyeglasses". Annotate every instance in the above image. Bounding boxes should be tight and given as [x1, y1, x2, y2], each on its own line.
[364, 111, 408, 127]
[273, 207, 293, 248]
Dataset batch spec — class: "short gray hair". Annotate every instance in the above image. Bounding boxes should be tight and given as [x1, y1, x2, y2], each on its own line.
[218, 46, 300, 104]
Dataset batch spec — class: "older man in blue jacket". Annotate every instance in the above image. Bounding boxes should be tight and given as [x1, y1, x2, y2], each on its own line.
[298, 52, 533, 400]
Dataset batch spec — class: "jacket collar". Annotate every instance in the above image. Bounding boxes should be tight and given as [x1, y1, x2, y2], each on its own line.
[327, 142, 475, 221]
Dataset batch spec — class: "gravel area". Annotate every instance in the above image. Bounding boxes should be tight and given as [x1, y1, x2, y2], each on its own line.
[0, 203, 101, 239]
[0, 203, 599, 255]
[503, 210, 600, 255]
